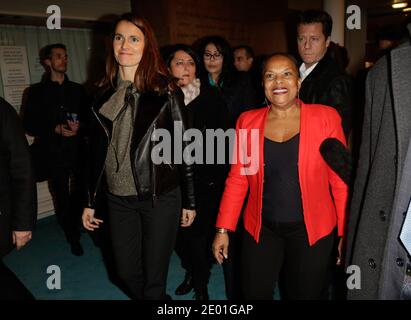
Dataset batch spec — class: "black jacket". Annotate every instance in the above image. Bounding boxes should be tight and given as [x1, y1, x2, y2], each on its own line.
[22, 76, 88, 166]
[186, 82, 230, 187]
[0, 98, 36, 258]
[299, 50, 353, 137]
[87, 86, 195, 210]
[203, 71, 258, 127]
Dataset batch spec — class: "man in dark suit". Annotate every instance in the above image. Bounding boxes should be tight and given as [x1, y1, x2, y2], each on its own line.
[0, 97, 37, 300]
[297, 10, 353, 138]
[296, 10, 353, 299]
[23, 43, 88, 256]
[346, 23, 411, 300]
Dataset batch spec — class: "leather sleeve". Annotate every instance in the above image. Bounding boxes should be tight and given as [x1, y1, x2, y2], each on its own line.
[324, 74, 353, 138]
[169, 89, 196, 210]
[0, 98, 37, 231]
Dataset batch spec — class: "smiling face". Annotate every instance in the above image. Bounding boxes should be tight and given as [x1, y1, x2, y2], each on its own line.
[169, 50, 196, 87]
[297, 22, 330, 68]
[263, 55, 301, 109]
[113, 20, 145, 75]
[203, 43, 223, 78]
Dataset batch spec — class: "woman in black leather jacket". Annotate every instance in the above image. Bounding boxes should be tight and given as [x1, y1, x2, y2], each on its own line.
[166, 44, 230, 300]
[81, 13, 196, 300]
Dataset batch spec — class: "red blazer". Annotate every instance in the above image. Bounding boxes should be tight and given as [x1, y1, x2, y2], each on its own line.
[216, 102, 348, 246]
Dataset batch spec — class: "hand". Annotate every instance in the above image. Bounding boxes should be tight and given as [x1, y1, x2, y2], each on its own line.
[212, 233, 229, 264]
[180, 209, 196, 227]
[336, 237, 344, 266]
[54, 124, 77, 137]
[13, 231, 32, 250]
[82, 207, 103, 231]
[67, 120, 80, 134]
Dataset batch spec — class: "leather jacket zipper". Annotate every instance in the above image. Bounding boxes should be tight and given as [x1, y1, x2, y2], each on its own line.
[151, 122, 157, 207]
[90, 93, 135, 206]
[89, 107, 110, 206]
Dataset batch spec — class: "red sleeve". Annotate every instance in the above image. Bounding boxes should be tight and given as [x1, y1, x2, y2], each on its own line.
[326, 109, 349, 238]
[215, 115, 250, 231]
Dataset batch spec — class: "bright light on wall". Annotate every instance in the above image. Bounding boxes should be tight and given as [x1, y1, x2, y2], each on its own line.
[392, 2, 408, 9]
[403, 7, 411, 11]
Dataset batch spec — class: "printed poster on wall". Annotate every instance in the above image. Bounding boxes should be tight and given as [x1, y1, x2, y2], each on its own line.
[0, 46, 30, 113]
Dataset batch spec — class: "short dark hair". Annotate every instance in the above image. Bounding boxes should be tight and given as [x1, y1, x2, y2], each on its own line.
[165, 44, 200, 73]
[43, 43, 66, 60]
[297, 10, 333, 39]
[233, 45, 255, 59]
[261, 53, 299, 77]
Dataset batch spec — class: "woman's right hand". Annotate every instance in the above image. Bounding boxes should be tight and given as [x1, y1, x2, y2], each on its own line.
[82, 207, 103, 231]
[212, 233, 229, 264]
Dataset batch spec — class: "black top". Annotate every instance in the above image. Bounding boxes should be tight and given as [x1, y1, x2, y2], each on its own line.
[262, 134, 303, 224]
[22, 75, 88, 166]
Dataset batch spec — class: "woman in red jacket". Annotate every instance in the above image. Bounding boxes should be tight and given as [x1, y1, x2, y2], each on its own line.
[212, 53, 348, 300]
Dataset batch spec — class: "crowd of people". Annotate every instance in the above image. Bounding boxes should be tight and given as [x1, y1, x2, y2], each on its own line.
[0, 9, 410, 301]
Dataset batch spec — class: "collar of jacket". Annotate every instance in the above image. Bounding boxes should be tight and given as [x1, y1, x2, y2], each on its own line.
[302, 50, 338, 82]
[99, 81, 136, 122]
[92, 87, 170, 144]
[43, 74, 69, 86]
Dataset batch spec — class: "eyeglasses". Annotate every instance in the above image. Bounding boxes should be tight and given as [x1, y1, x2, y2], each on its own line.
[203, 52, 223, 61]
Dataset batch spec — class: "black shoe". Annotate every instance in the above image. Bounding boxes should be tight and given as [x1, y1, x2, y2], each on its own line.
[175, 273, 193, 295]
[70, 242, 84, 256]
[194, 287, 209, 300]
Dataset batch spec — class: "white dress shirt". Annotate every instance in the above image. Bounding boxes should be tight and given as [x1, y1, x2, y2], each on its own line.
[299, 62, 319, 82]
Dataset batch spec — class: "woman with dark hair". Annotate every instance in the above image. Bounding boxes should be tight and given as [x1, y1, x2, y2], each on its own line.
[81, 13, 196, 300]
[197, 36, 257, 300]
[166, 44, 229, 300]
[212, 53, 348, 300]
[197, 36, 257, 126]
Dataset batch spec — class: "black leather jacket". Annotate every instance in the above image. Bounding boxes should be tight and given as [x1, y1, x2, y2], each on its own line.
[86, 86, 195, 210]
[299, 50, 353, 138]
[0, 98, 36, 257]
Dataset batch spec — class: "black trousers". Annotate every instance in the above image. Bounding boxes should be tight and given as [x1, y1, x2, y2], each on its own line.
[175, 182, 223, 290]
[0, 260, 35, 300]
[106, 187, 181, 300]
[49, 163, 83, 244]
[241, 222, 335, 300]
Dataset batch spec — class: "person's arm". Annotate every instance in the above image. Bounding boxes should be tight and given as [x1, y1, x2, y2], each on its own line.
[324, 109, 349, 240]
[22, 86, 41, 136]
[213, 114, 250, 263]
[345, 63, 377, 265]
[170, 89, 196, 211]
[215, 114, 250, 232]
[325, 74, 353, 139]
[1, 99, 36, 238]
[323, 109, 349, 265]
